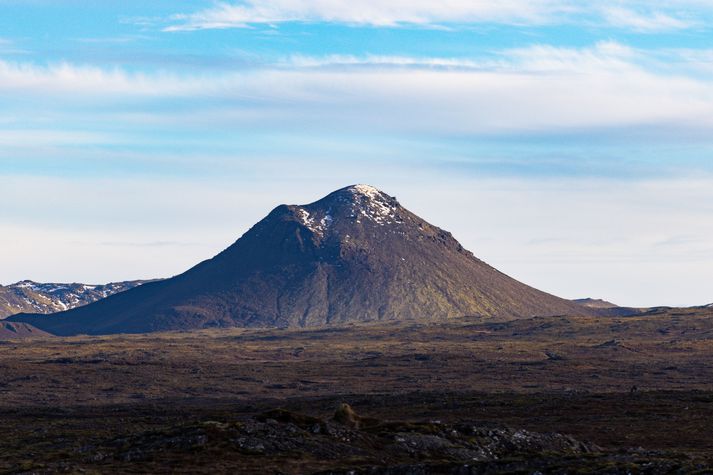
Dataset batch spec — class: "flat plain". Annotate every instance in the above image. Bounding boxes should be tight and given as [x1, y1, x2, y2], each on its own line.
[2, 306, 713, 473]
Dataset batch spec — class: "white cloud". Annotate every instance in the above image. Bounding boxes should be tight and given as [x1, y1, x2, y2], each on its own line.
[601, 6, 695, 32]
[1, 43, 713, 136]
[667, 48, 713, 75]
[165, 0, 577, 31]
[0, 60, 211, 96]
[164, 0, 711, 31]
[286, 54, 485, 70]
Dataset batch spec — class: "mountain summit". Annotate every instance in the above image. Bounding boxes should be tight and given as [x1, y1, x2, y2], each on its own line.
[11, 185, 590, 335]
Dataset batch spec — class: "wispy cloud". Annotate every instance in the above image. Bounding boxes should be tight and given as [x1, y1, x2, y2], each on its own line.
[74, 34, 151, 45]
[165, 0, 579, 31]
[285, 54, 485, 70]
[164, 0, 710, 32]
[0, 130, 114, 147]
[601, 7, 694, 32]
[0, 60, 217, 96]
[0, 37, 29, 55]
[1, 43, 712, 136]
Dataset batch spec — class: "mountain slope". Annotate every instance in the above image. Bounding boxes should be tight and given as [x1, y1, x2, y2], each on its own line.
[572, 298, 646, 317]
[11, 185, 593, 335]
[0, 280, 152, 319]
[0, 321, 51, 339]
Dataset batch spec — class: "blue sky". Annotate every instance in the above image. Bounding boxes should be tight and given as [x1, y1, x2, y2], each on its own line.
[1, 1, 713, 306]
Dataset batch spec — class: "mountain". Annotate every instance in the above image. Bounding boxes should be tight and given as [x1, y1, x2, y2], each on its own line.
[11, 185, 594, 336]
[0, 280, 153, 319]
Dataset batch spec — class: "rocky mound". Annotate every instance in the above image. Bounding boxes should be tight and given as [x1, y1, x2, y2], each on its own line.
[58, 405, 701, 474]
[92, 405, 597, 466]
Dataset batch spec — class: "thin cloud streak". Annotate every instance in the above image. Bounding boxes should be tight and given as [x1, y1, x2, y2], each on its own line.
[0, 37, 29, 55]
[165, 0, 706, 32]
[601, 7, 696, 32]
[165, 0, 577, 31]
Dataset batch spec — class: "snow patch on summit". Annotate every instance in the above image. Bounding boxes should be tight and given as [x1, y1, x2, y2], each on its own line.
[347, 184, 401, 226]
[297, 208, 332, 235]
[295, 184, 402, 232]
[350, 184, 382, 198]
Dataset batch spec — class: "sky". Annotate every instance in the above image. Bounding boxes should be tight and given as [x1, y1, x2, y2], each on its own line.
[1, 0, 713, 307]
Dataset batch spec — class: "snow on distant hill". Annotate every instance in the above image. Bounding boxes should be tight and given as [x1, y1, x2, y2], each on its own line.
[0, 280, 154, 319]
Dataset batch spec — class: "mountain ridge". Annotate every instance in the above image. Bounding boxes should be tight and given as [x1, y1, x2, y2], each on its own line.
[0, 280, 154, 319]
[11, 185, 595, 335]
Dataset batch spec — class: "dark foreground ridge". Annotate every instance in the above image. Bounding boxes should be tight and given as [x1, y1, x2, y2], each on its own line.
[11, 184, 592, 335]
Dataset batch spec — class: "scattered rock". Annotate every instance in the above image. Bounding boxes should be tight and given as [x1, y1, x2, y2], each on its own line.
[333, 403, 361, 428]
[595, 339, 621, 348]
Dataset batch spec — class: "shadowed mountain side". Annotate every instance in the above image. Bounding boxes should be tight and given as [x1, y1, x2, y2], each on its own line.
[11, 185, 594, 336]
[0, 322, 51, 339]
[572, 298, 646, 317]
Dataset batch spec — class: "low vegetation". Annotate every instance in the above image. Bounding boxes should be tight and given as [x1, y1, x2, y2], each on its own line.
[1, 307, 713, 472]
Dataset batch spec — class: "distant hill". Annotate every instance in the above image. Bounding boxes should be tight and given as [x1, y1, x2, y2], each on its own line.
[572, 298, 645, 317]
[11, 185, 595, 336]
[0, 280, 153, 319]
[572, 298, 620, 309]
[0, 321, 51, 339]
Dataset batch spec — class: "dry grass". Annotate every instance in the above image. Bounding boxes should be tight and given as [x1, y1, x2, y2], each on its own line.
[2, 308, 713, 407]
[2, 307, 713, 473]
